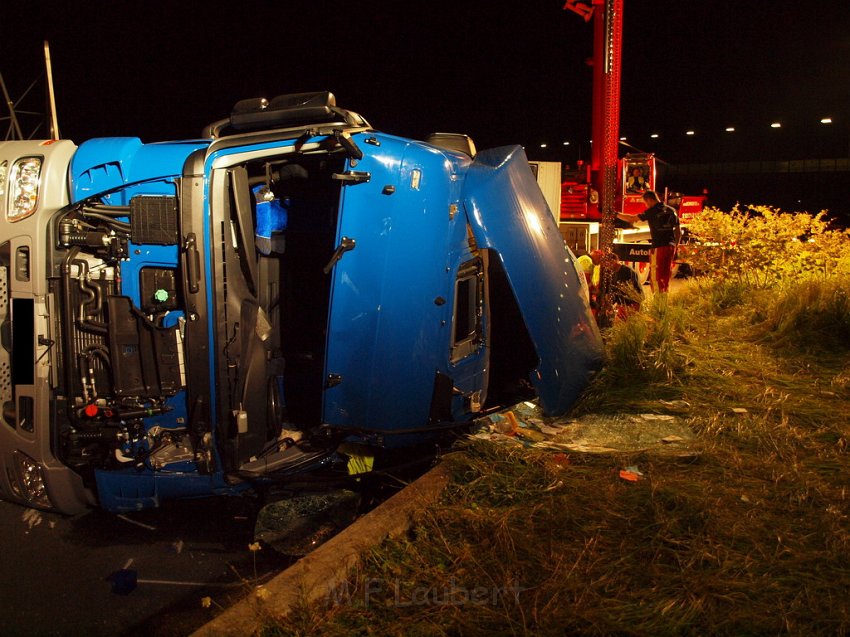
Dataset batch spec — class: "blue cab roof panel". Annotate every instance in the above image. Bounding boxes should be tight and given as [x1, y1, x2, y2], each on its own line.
[70, 137, 211, 201]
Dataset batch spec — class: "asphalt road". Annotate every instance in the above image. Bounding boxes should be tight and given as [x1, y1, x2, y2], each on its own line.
[0, 494, 293, 637]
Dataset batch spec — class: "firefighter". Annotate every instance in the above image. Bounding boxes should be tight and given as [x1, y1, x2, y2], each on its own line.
[618, 190, 681, 293]
[608, 253, 643, 319]
[574, 250, 602, 317]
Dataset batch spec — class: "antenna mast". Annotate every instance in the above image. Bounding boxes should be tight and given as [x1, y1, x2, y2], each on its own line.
[44, 41, 61, 139]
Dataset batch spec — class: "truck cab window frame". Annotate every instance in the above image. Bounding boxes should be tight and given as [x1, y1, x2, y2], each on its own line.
[451, 258, 484, 363]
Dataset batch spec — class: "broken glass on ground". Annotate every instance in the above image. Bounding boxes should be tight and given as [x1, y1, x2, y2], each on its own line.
[471, 400, 698, 458]
[254, 490, 361, 556]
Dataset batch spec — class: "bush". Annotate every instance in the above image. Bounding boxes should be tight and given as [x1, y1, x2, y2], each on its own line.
[685, 205, 850, 288]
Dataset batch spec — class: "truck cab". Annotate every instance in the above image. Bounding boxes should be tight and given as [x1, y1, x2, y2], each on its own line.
[0, 92, 602, 514]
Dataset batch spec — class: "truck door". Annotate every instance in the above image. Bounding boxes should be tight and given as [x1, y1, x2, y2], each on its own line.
[202, 146, 349, 468]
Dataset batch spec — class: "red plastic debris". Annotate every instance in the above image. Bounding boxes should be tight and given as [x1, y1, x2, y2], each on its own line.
[550, 453, 571, 469]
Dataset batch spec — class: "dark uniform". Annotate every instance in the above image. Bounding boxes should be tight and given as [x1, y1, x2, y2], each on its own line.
[638, 202, 680, 293]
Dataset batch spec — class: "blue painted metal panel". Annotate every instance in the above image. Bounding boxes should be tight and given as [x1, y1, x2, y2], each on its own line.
[70, 138, 209, 201]
[323, 133, 473, 431]
[462, 145, 604, 416]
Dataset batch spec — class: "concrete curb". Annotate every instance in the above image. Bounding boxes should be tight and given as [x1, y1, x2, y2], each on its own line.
[190, 460, 452, 636]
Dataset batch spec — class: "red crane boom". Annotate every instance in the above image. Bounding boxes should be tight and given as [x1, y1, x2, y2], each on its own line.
[565, 0, 624, 321]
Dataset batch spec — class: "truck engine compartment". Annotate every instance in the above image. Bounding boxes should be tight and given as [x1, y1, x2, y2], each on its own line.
[52, 195, 200, 486]
[49, 148, 349, 493]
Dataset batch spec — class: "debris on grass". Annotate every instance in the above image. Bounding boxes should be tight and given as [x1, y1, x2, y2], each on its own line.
[618, 466, 643, 482]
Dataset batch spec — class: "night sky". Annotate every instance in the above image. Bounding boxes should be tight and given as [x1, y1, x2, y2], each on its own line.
[4, 1, 850, 211]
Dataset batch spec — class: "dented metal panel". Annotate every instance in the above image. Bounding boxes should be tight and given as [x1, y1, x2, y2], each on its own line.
[462, 145, 603, 415]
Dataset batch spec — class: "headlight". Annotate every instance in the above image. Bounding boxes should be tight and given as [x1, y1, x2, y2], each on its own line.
[11, 451, 52, 508]
[7, 157, 43, 222]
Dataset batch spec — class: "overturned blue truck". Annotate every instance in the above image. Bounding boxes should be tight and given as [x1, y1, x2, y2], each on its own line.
[0, 92, 603, 514]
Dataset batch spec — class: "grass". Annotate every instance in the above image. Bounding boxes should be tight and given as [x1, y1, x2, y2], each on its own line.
[262, 275, 850, 637]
